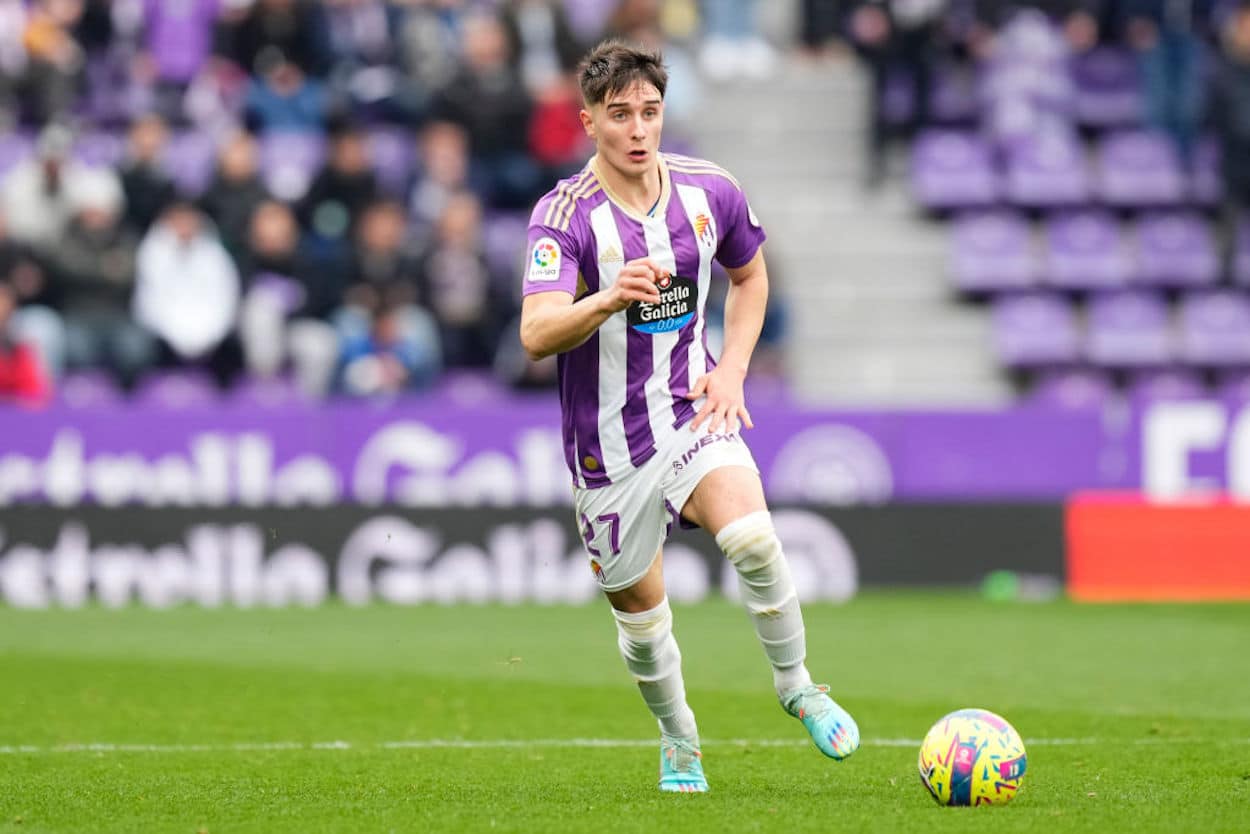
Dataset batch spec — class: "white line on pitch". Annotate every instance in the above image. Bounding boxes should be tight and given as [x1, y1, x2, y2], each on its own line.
[0, 737, 1245, 755]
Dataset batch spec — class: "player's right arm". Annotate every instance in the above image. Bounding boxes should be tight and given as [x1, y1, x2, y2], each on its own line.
[520, 259, 667, 361]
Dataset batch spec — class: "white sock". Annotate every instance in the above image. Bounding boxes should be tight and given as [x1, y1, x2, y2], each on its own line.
[612, 597, 699, 739]
[716, 510, 815, 697]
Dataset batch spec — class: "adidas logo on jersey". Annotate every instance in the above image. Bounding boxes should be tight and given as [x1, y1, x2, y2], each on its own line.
[599, 245, 623, 264]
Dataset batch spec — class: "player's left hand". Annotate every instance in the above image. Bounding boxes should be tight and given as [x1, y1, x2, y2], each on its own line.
[686, 366, 755, 435]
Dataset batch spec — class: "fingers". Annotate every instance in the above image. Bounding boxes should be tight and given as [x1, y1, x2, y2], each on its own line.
[739, 404, 755, 430]
[685, 374, 708, 400]
[615, 274, 661, 304]
[625, 257, 668, 281]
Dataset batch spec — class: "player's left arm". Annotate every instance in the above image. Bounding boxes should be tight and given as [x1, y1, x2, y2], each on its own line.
[686, 247, 767, 434]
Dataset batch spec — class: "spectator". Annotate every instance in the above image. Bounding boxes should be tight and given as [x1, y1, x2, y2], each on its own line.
[338, 299, 440, 397]
[217, 0, 329, 78]
[118, 114, 178, 235]
[1117, 0, 1216, 161]
[236, 199, 339, 396]
[130, 0, 221, 123]
[433, 12, 542, 208]
[20, 0, 86, 124]
[243, 51, 330, 134]
[0, 281, 50, 406]
[323, 0, 423, 123]
[297, 120, 380, 270]
[1208, 1, 1250, 267]
[605, 0, 702, 128]
[1, 124, 104, 259]
[969, 1, 1103, 55]
[698, 0, 777, 82]
[527, 72, 592, 181]
[199, 130, 272, 257]
[0, 208, 63, 379]
[394, 0, 463, 96]
[334, 198, 441, 372]
[409, 119, 471, 232]
[417, 190, 509, 367]
[49, 169, 154, 389]
[845, 0, 949, 187]
[0, 0, 28, 129]
[133, 201, 242, 387]
[499, 0, 584, 96]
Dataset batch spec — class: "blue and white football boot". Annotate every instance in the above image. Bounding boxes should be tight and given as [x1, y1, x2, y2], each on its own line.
[782, 684, 860, 760]
[658, 734, 709, 793]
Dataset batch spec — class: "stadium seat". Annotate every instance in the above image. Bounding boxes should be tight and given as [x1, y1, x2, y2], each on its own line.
[74, 129, 125, 168]
[1233, 219, 1250, 286]
[1070, 48, 1143, 129]
[482, 211, 529, 284]
[1095, 130, 1186, 208]
[949, 210, 1041, 293]
[163, 130, 219, 197]
[1133, 212, 1219, 288]
[1125, 368, 1208, 402]
[367, 125, 415, 197]
[1028, 367, 1116, 409]
[227, 374, 306, 408]
[910, 129, 999, 211]
[1191, 138, 1223, 207]
[990, 292, 1081, 366]
[56, 370, 124, 409]
[1084, 290, 1175, 367]
[1177, 291, 1250, 366]
[1002, 126, 1091, 209]
[258, 132, 327, 202]
[1043, 210, 1133, 291]
[132, 369, 220, 409]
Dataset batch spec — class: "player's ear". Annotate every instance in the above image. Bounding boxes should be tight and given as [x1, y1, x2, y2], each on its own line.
[579, 109, 595, 139]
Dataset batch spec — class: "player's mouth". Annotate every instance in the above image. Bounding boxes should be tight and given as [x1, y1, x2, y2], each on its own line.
[627, 149, 648, 162]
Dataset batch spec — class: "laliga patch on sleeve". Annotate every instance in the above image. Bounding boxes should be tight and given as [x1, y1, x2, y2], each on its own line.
[528, 236, 562, 282]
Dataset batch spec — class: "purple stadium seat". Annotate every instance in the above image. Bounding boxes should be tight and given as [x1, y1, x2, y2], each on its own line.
[1002, 127, 1091, 209]
[910, 129, 999, 211]
[227, 374, 306, 408]
[1216, 369, 1250, 403]
[1231, 218, 1250, 286]
[1043, 210, 1133, 291]
[949, 210, 1040, 293]
[1071, 48, 1143, 129]
[1084, 290, 1174, 367]
[1133, 212, 1219, 288]
[482, 211, 529, 283]
[1029, 368, 1116, 409]
[1095, 130, 1186, 208]
[1126, 368, 1207, 401]
[991, 292, 1081, 366]
[367, 125, 415, 197]
[74, 130, 125, 168]
[1177, 291, 1250, 366]
[162, 130, 219, 197]
[882, 64, 978, 125]
[259, 131, 327, 202]
[0, 132, 33, 178]
[1191, 139, 1223, 207]
[563, 0, 619, 40]
[133, 369, 220, 409]
[57, 370, 123, 409]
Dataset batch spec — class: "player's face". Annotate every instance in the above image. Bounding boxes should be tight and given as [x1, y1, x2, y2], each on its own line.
[582, 82, 664, 181]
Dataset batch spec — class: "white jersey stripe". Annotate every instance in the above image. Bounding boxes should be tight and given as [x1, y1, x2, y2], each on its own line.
[589, 202, 632, 478]
[675, 183, 715, 387]
[640, 214, 681, 439]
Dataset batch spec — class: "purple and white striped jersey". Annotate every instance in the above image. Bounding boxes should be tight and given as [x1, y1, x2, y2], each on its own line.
[522, 152, 767, 489]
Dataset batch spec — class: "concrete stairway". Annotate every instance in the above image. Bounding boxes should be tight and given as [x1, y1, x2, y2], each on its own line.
[690, 56, 1013, 407]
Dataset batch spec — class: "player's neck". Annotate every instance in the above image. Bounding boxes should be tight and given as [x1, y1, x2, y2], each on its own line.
[593, 154, 664, 218]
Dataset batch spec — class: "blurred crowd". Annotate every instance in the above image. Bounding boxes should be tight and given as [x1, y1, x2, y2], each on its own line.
[808, 1, 1250, 190]
[0, 0, 786, 407]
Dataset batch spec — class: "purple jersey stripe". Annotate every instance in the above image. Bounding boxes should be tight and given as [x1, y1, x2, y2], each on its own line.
[559, 333, 611, 487]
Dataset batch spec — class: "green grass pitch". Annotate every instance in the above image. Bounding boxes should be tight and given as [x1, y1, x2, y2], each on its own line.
[1, 593, 1247, 833]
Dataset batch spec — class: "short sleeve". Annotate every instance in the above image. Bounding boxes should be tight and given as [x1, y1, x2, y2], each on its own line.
[521, 221, 581, 298]
[714, 179, 767, 270]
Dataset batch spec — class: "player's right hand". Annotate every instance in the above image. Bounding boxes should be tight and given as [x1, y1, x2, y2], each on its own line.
[603, 257, 665, 312]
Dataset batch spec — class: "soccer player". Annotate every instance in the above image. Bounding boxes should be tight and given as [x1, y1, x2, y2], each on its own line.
[518, 40, 859, 793]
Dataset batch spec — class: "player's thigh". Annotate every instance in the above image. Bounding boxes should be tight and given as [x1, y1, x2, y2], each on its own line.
[573, 475, 668, 601]
[604, 550, 667, 613]
[681, 465, 768, 537]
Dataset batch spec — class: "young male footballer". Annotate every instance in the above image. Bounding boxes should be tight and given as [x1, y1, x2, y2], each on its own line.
[518, 40, 859, 793]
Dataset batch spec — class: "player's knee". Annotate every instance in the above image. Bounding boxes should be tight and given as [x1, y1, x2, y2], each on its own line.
[613, 598, 680, 680]
[715, 510, 782, 575]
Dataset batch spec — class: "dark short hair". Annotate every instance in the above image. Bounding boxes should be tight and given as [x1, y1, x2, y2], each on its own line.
[577, 40, 667, 107]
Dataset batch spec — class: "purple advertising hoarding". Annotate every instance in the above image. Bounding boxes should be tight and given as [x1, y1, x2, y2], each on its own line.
[0, 397, 1122, 506]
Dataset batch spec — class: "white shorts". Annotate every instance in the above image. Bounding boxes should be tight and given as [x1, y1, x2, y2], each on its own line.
[573, 426, 759, 592]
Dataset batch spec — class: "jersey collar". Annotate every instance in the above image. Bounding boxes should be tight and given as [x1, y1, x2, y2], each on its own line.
[590, 152, 671, 222]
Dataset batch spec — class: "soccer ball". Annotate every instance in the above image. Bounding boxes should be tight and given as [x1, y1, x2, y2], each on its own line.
[918, 708, 1027, 806]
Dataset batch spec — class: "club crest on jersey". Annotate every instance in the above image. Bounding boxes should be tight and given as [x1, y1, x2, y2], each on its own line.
[528, 237, 561, 282]
[693, 213, 716, 248]
[628, 274, 697, 334]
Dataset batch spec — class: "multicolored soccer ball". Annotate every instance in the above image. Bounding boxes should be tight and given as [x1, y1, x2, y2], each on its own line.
[918, 708, 1027, 806]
